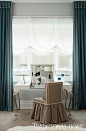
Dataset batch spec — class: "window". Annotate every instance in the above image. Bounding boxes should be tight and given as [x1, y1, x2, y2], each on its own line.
[13, 17, 73, 82]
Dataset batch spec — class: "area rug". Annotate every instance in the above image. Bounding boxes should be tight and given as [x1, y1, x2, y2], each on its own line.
[7, 126, 86, 131]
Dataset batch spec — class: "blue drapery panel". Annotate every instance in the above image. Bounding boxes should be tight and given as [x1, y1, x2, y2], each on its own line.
[72, 1, 86, 110]
[0, 2, 13, 111]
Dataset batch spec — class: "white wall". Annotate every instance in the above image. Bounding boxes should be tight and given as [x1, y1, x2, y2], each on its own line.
[12, 3, 73, 16]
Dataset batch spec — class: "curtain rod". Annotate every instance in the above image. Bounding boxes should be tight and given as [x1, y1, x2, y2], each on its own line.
[12, 16, 73, 18]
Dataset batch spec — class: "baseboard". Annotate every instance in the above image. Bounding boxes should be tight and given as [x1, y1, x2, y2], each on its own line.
[13, 100, 71, 109]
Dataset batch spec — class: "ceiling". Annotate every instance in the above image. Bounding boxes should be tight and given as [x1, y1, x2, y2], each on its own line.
[1, 0, 86, 3]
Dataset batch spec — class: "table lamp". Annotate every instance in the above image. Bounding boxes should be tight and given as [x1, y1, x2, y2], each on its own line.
[20, 64, 28, 84]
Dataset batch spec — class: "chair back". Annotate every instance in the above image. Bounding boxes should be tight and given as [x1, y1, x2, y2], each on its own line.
[45, 82, 63, 104]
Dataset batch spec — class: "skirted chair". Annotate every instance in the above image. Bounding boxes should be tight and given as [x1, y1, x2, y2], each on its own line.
[30, 82, 67, 124]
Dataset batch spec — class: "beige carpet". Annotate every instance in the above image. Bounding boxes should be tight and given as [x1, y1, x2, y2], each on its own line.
[1, 109, 86, 131]
[7, 126, 86, 131]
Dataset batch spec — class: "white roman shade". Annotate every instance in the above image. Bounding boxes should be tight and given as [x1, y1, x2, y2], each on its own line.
[13, 17, 73, 54]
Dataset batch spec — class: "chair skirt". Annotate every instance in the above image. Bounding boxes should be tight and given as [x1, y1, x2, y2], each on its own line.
[30, 101, 67, 124]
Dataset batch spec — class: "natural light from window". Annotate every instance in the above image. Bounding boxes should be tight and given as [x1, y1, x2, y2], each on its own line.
[13, 17, 73, 55]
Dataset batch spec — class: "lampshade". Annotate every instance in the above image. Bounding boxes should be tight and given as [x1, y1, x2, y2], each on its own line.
[20, 64, 28, 74]
[44, 67, 52, 72]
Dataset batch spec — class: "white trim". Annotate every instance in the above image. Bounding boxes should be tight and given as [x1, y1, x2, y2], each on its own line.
[13, 100, 71, 109]
[12, 16, 73, 18]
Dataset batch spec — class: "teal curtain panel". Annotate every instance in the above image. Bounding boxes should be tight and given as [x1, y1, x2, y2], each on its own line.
[0, 2, 13, 111]
[72, 1, 86, 110]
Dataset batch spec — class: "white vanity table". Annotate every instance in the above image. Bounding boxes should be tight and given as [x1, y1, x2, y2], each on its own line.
[14, 81, 71, 92]
[34, 82, 72, 91]
[14, 83, 30, 92]
[14, 82, 73, 116]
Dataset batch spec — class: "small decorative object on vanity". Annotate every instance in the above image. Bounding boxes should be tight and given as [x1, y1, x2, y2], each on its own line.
[58, 77, 61, 81]
[44, 66, 52, 79]
[39, 74, 42, 84]
[35, 78, 40, 85]
[34, 72, 40, 76]
[61, 74, 64, 82]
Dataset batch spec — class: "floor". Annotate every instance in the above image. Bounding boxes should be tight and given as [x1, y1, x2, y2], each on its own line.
[0, 109, 86, 131]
